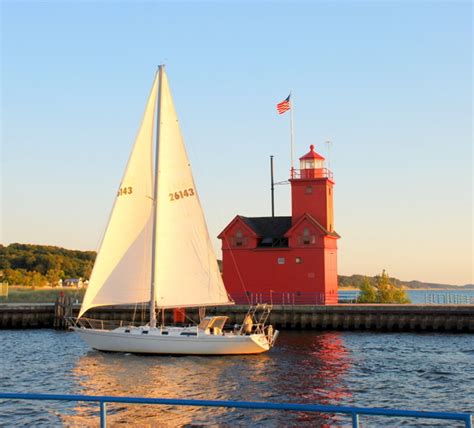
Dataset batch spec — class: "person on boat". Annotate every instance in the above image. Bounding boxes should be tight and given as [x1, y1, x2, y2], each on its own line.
[243, 314, 253, 335]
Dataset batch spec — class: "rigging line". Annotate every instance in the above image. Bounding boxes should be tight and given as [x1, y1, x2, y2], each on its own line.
[142, 208, 153, 324]
[183, 311, 199, 326]
[221, 230, 251, 305]
[214, 206, 251, 305]
[132, 303, 138, 325]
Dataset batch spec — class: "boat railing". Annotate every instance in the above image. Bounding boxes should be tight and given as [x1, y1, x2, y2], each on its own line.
[0, 392, 471, 428]
[73, 318, 146, 330]
[238, 304, 273, 335]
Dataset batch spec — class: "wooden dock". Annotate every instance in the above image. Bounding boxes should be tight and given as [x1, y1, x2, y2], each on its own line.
[0, 303, 473, 332]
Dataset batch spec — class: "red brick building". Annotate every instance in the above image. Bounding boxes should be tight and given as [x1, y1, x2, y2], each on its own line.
[218, 145, 339, 305]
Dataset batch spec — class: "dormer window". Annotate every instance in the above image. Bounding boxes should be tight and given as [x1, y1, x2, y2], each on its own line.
[302, 228, 315, 245]
[303, 228, 310, 244]
[235, 230, 243, 247]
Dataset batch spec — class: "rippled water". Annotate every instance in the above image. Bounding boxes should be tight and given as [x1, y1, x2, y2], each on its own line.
[0, 330, 473, 426]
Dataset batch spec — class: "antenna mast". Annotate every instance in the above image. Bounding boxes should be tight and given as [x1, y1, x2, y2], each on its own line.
[270, 155, 275, 217]
[325, 140, 332, 170]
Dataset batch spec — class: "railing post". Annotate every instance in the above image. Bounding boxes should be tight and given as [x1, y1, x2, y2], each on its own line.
[352, 412, 360, 428]
[100, 402, 107, 428]
[466, 414, 472, 428]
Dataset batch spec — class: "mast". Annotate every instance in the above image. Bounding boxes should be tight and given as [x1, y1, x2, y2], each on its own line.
[149, 65, 164, 328]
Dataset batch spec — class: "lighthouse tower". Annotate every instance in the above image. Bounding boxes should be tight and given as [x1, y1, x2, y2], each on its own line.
[218, 144, 340, 305]
[289, 145, 339, 303]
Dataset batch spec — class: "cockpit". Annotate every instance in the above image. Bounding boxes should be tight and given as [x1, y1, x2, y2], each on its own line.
[198, 316, 229, 335]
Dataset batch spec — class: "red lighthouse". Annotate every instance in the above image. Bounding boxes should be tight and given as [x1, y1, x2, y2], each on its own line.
[218, 145, 340, 305]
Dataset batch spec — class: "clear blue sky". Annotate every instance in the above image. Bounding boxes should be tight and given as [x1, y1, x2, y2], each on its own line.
[1, 1, 472, 285]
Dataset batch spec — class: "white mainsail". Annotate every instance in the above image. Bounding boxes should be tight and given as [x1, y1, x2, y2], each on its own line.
[154, 69, 231, 308]
[78, 76, 158, 318]
[79, 69, 231, 319]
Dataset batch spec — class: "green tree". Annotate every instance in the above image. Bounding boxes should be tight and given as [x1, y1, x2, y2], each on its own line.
[3, 268, 27, 285]
[82, 260, 93, 279]
[46, 269, 64, 287]
[358, 270, 411, 304]
[392, 285, 411, 304]
[30, 271, 48, 288]
[376, 270, 394, 302]
[358, 277, 377, 302]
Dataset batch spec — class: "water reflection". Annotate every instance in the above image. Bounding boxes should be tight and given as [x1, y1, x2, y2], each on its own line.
[62, 331, 353, 426]
[269, 332, 353, 426]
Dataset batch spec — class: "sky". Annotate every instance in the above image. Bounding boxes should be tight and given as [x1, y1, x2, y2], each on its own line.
[1, 1, 472, 285]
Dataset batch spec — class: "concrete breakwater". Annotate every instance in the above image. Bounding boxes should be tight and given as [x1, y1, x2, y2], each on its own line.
[0, 303, 473, 332]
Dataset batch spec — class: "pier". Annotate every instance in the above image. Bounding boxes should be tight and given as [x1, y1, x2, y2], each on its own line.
[0, 303, 473, 332]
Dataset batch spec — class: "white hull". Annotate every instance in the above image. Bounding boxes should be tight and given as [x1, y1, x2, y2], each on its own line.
[74, 326, 272, 355]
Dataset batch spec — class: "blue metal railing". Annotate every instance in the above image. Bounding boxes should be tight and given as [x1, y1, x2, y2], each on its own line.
[0, 392, 472, 427]
[425, 293, 474, 305]
[232, 291, 329, 305]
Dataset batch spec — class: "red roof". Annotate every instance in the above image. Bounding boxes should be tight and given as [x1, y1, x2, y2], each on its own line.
[299, 144, 325, 161]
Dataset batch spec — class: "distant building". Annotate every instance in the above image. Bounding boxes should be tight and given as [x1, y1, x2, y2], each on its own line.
[218, 145, 339, 305]
[63, 278, 84, 288]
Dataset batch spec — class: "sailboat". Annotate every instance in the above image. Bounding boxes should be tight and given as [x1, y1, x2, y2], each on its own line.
[73, 66, 278, 355]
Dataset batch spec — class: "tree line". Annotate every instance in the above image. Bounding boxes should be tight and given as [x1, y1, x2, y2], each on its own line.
[0, 244, 96, 287]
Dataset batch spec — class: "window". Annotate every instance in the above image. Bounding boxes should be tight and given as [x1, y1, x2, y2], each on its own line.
[277, 257, 285, 265]
[235, 229, 243, 247]
[303, 228, 311, 245]
[295, 257, 302, 264]
[305, 186, 313, 194]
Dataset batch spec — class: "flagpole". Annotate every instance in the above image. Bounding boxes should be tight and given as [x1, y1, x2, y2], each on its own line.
[290, 91, 295, 177]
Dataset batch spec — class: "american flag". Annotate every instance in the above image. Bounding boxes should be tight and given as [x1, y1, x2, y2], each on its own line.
[276, 94, 291, 114]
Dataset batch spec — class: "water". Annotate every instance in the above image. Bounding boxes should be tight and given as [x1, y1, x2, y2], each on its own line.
[1, 330, 472, 426]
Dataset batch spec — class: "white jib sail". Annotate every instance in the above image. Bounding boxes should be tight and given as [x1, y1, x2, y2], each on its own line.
[79, 75, 158, 318]
[154, 69, 232, 308]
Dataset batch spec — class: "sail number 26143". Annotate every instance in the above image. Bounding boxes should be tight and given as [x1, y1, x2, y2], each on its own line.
[169, 188, 195, 201]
